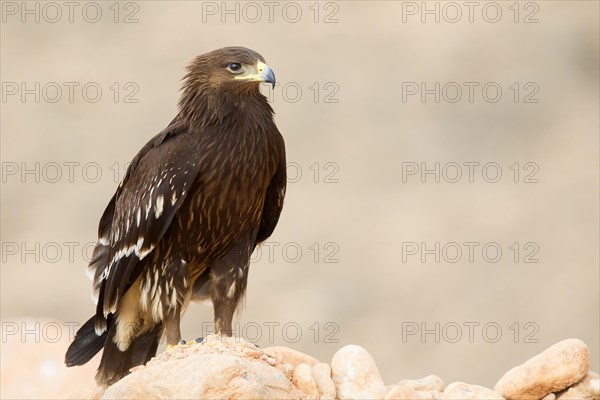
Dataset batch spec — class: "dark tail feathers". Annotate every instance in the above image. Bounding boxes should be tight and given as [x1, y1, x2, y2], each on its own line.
[94, 321, 163, 386]
[66, 315, 163, 387]
[65, 315, 107, 367]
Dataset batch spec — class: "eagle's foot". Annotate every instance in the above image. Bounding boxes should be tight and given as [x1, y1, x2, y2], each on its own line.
[166, 343, 178, 351]
[167, 338, 203, 350]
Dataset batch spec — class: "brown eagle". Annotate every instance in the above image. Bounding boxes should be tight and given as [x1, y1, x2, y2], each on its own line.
[65, 47, 286, 386]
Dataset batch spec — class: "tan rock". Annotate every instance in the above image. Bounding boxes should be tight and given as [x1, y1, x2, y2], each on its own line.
[591, 378, 600, 400]
[556, 372, 600, 400]
[398, 375, 446, 391]
[282, 363, 295, 380]
[102, 339, 303, 399]
[559, 387, 589, 400]
[442, 382, 504, 399]
[292, 362, 319, 397]
[495, 339, 590, 400]
[420, 390, 443, 400]
[312, 362, 337, 399]
[385, 384, 426, 399]
[541, 394, 556, 400]
[331, 344, 386, 399]
[263, 346, 320, 368]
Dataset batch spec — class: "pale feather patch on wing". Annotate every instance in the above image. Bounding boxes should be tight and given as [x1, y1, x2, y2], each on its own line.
[154, 195, 164, 218]
[145, 199, 151, 219]
[87, 237, 111, 305]
[103, 237, 152, 280]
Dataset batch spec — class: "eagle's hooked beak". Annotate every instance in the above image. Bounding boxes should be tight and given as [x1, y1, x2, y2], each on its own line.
[235, 61, 276, 89]
[256, 62, 276, 89]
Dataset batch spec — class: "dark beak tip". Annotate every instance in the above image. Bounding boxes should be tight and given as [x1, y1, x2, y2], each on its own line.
[268, 75, 276, 88]
[264, 67, 276, 88]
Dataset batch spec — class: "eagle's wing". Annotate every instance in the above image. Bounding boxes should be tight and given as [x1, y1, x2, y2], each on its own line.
[88, 120, 202, 332]
[256, 134, 286, 244]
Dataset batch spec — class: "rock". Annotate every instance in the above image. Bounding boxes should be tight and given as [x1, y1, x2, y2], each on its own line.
[419, 390, 443, 399]
[263, 346, 320, 368]
[442, 382, 504, 399]
[385, 384, 438, 399]
[558, 387, 588, 400]
[102, 338, 303, 399]
[312, 362, 337, 399]
[398, 375, 446, 391]
[385, 375, 445, 399]
[384, 385, 395, 396]
[282, 363, 295, 380]
[556, 371, 600, 400]
[385, 384, 421, 399]
[592, 378, 600, 400]
[494, 339, 590, 400]
[541, 394, 556, 400]
[292, 363, 319, 397]
[331, 344, 386, 399]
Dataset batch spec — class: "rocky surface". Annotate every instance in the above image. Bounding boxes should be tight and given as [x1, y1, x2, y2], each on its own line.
[397, 375, 446, 391]
[2, 327, 598, 399]
[313, 362, 337, 399]
[264, 346, 320, 369]
[441, 382, 504, 399]
[555, 372, 600, 400]
[385, 384, 441, 400]
[102, 336, 305, 400]
[293, 362, 320, 397]
[331, 344, 386, 399]
[494, 339, 590, 400]
[99, 337, 598, 400]
[384, 375, 445, 399]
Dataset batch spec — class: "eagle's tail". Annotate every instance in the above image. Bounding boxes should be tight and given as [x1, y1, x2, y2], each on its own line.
[65, 314, 163, 387]
[65, 315, 108, 367]
[94, 321, 163, 386]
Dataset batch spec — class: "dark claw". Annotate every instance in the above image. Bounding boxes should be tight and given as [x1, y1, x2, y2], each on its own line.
[179, 339, 187, 345]
[195, 337, 204, 343]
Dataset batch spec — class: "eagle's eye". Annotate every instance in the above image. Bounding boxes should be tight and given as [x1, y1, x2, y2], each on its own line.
[227, 63, 243, 73]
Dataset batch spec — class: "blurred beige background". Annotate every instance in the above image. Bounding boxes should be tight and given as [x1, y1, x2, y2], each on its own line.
[1, 0, 598, 396]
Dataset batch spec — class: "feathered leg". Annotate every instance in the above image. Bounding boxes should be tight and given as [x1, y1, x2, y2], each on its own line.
[210, 231, 255, 336]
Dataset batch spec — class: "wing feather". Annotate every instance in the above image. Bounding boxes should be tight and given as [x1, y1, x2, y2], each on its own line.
[256, 134, 286, 244]
[86, 120, 204, 328]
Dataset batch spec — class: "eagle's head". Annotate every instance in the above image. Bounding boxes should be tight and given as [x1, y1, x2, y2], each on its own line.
[178, 47, 276, 126]
[191, 46, 275, 90]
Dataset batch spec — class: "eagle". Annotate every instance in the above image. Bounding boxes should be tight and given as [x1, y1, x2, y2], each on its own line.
[65, 47, 287, 386]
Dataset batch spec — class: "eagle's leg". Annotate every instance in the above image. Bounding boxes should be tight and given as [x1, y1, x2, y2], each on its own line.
[210, 233, 255, 337]
[164, 304, 182, 348]
[211, 264, 245, 336]
[161, 258, 188, 348]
